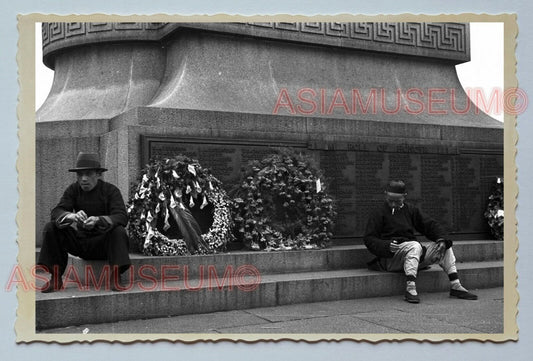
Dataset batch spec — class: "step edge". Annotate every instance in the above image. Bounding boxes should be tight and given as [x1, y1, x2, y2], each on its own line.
[36, 260, 504, 301]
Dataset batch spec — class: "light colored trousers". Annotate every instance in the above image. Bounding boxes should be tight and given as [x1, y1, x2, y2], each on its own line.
[384, 241, 457, 278]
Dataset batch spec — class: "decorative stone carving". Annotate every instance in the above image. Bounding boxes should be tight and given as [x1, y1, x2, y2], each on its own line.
[42, 22, 469, 68]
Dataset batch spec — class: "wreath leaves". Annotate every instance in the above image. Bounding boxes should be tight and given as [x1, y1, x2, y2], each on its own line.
[231, 148, 337, 251]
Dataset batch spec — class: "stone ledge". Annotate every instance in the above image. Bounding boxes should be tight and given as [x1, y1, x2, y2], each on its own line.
[112, 107, 503, 144]
[34, 240, 503, 284]
[35, 260, 503, 330]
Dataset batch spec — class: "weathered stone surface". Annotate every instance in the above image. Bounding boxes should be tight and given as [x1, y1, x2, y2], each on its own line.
[145, 30, 490, 126]
[35, 260, 503, 330]
[54, 240, 502, 291]
[38, 23, 497, 127]
[34, 240, 504, 330]
[37, 43, 165, 122]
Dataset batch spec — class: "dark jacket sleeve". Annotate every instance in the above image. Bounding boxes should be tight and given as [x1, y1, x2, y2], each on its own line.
[99, 183, 128, 229]
[363, 209, 394, 258]
[50, 183, 77, 227]
[411, 205, 445, 242]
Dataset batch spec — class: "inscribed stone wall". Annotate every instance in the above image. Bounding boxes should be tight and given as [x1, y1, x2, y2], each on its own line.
[143, 137, 503, 239]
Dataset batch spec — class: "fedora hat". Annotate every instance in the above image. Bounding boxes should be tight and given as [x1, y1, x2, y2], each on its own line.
[385, 180, 406, 196]
[68, 152, 107, 172]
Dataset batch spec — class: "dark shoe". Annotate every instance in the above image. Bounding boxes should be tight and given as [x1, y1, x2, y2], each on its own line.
[41, 277, 63, 293]
[404, 291, 420, 303]
[367, 257, 385, 271]
[450, 288, 478, 300]
[110, 270, 127, 292]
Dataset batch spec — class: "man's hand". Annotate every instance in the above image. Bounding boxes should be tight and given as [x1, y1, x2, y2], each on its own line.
[389, 240, 400, 253]
[82, 216, 99, 230]
[67, 210, 88, 223]
[435, 240, 447, 259]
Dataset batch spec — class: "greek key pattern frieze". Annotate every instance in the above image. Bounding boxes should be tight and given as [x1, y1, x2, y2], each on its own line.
[42, 22, 467, 60]
[247, 22, 466, 53]
[42, 22, 168, 47]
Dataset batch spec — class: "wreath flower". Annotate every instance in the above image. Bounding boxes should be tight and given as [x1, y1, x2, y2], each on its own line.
[127, 155, 233, 256]
[484, 177, 504, 241]
[231, 148, 336, 251]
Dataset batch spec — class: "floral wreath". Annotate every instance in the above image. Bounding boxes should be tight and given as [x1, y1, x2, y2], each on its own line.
[484, 177, 504, 241]
[231, 148, 336, 251]
[127, 155, 233, 256]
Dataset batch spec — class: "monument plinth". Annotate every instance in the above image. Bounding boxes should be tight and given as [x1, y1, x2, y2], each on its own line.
[36, 22, 503, 245]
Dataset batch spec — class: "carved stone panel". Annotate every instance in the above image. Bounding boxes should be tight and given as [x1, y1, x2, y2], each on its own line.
[319, 151, 356, 236]
[142, 136, 502, 239]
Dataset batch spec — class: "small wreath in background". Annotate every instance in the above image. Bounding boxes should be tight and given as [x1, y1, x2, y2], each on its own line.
[484, 177, 504, 241]
[127, 155, 233, 256]
[231, 148, 337, 251]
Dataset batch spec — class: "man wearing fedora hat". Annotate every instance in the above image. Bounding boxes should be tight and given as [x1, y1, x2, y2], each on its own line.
[37, 152, 131, 292]
[364, 180, 478, 303]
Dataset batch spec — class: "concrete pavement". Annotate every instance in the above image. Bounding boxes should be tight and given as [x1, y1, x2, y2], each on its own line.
[40, 287, 503, 335]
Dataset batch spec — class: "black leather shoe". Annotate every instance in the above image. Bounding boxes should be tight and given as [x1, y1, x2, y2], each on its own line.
[404, 291, 420, 303]
[41, 277, 63, 293]
[450, 289, 478, 300]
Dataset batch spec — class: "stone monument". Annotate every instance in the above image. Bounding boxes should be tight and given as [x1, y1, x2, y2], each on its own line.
[36, 22, 503, 246]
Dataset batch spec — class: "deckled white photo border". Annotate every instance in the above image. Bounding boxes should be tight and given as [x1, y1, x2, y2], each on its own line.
[16, 13, 518, 343]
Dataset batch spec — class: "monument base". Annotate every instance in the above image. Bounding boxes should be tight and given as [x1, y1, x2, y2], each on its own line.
[36, 107, 503, 246]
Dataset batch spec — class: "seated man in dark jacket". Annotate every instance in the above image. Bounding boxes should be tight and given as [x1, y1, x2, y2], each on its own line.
[364, 180, 477, 303]
[37, 152, 131, 292]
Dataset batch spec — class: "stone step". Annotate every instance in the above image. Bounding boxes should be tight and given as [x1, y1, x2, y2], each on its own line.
[55, 240, 503, 284]
[35, 260, 503, 330]
[330, 233, 497, 246]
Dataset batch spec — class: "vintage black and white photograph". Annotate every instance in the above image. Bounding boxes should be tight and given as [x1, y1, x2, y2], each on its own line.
[17, 15, 517, 342]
